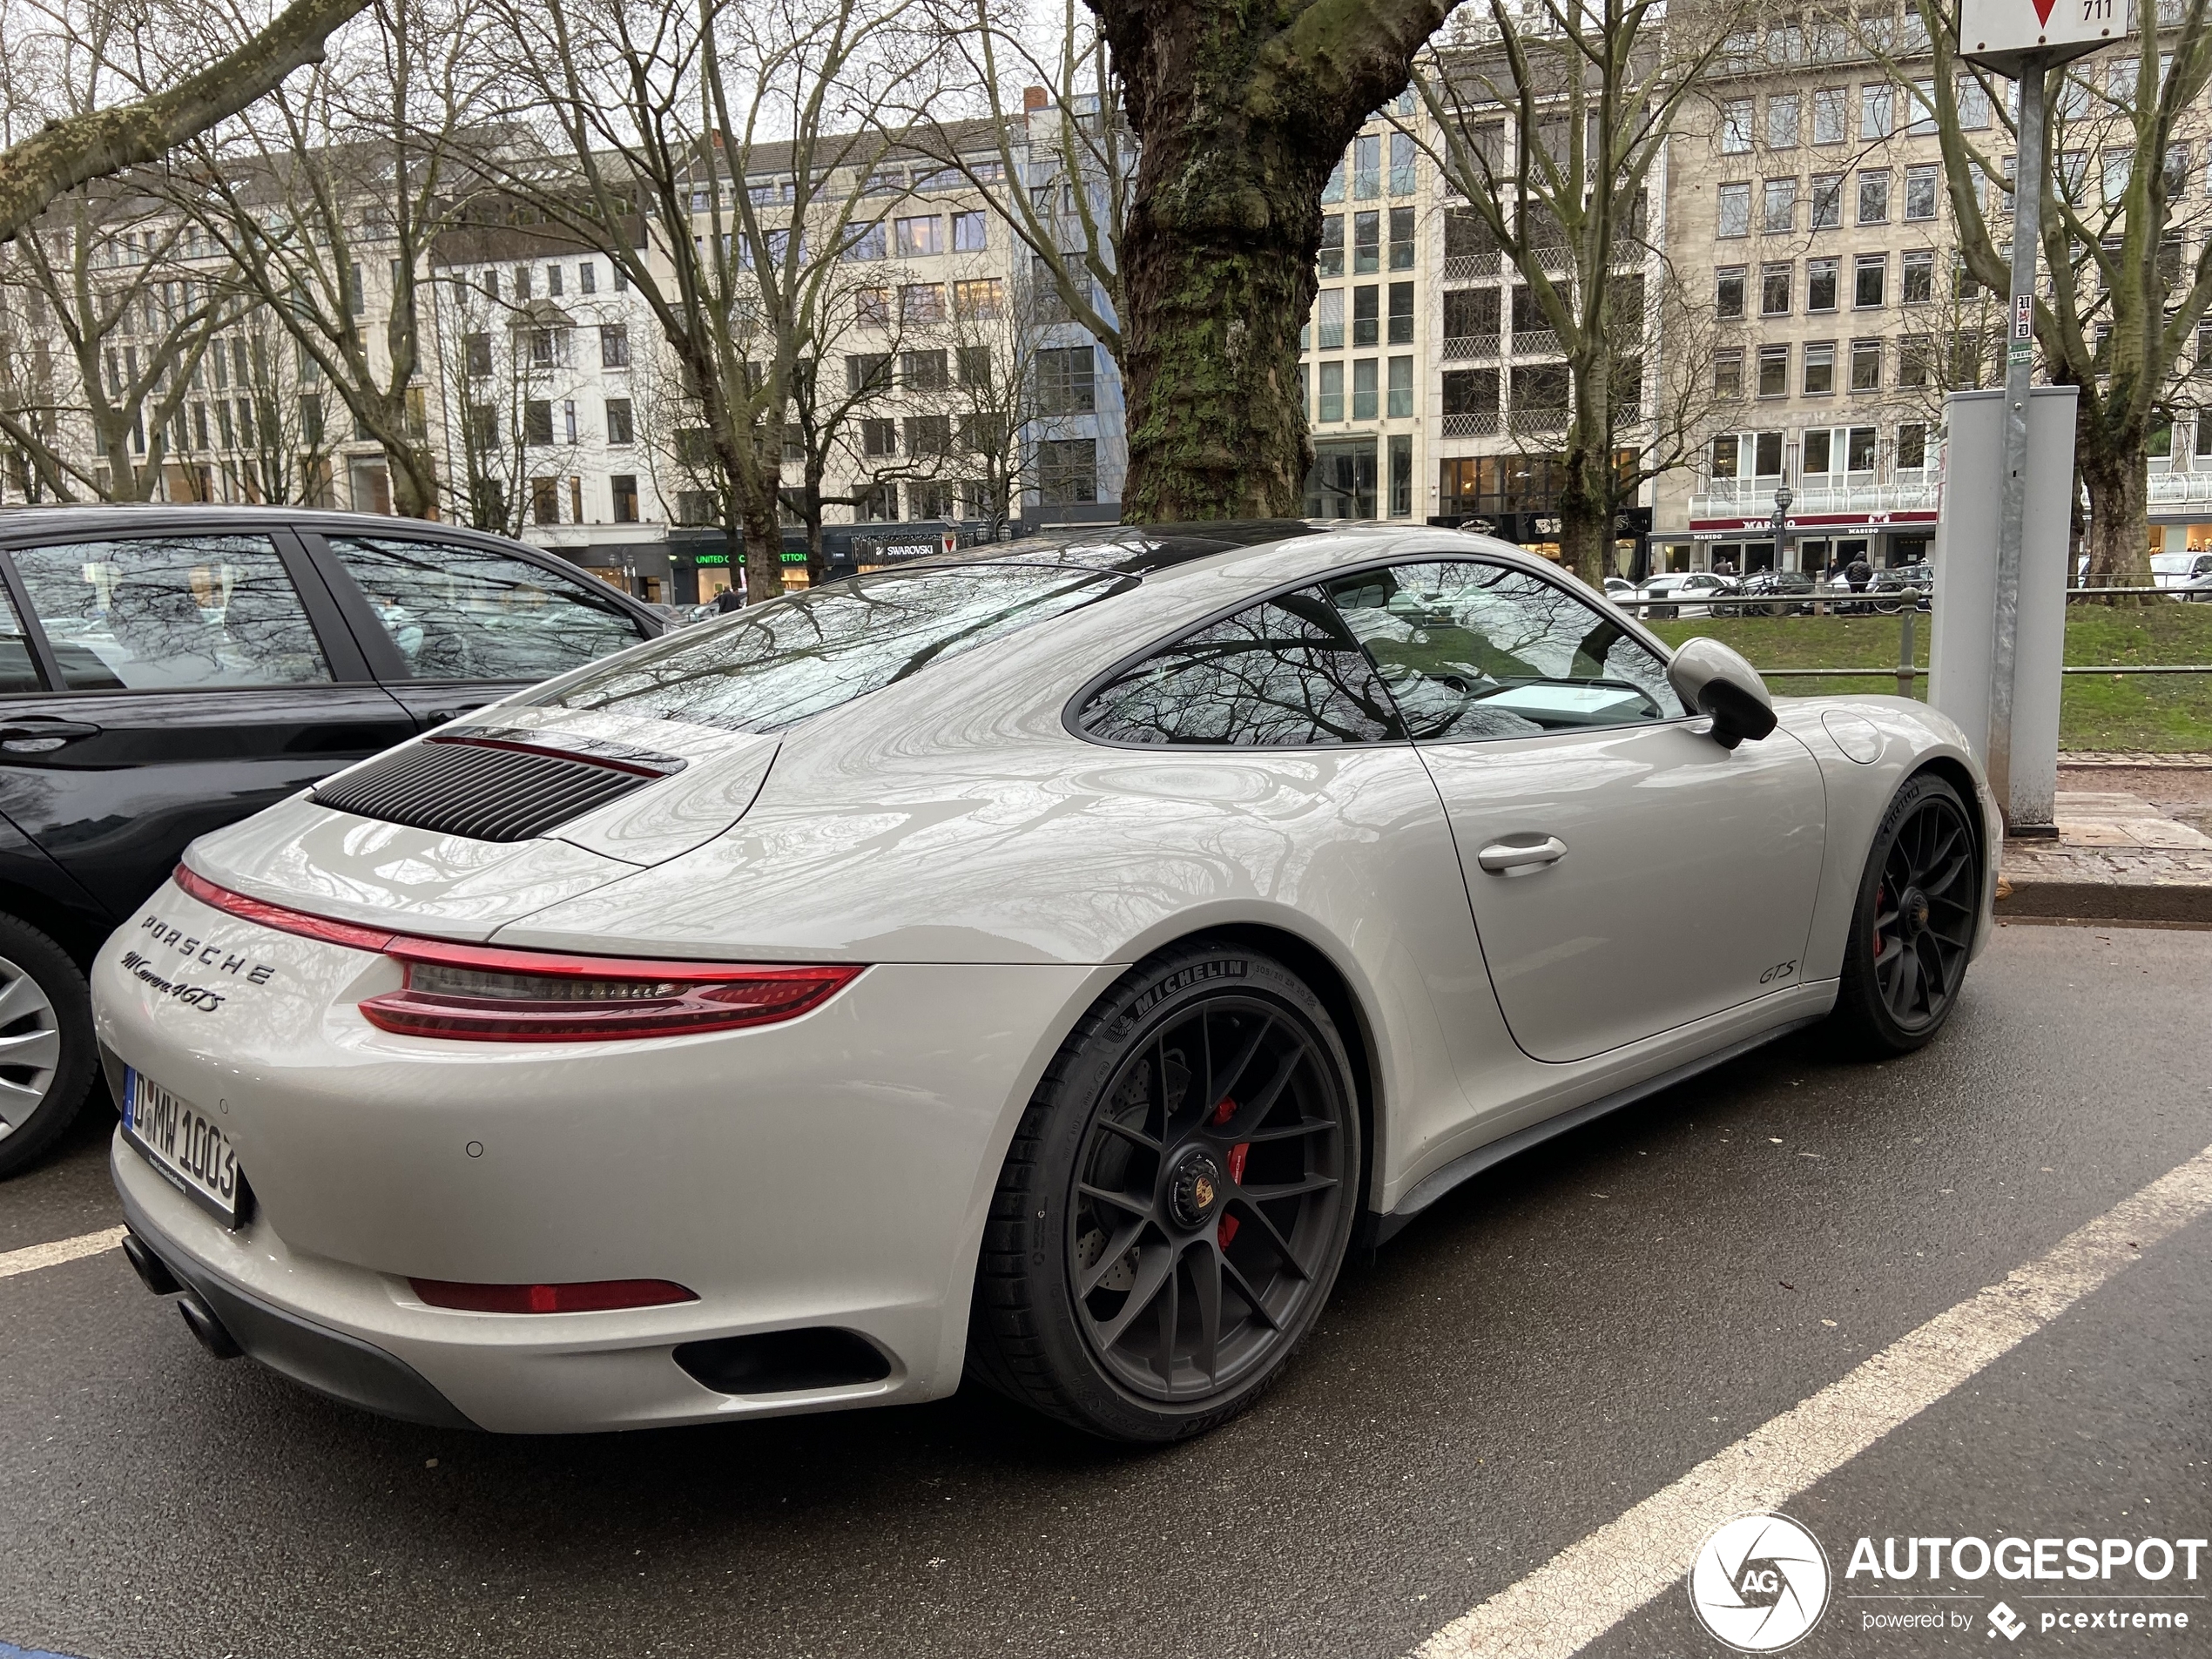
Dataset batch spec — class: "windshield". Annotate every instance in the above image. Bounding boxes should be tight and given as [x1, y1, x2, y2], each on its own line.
[526, 563, 1134, 732]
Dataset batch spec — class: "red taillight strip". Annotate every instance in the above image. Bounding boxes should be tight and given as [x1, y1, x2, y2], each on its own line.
[172, 863, 864, 1041]
[410, 1278, 698, 1314]
[175, 863, 397, 954]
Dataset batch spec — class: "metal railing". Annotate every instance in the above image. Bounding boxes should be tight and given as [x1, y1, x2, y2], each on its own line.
[1613, 586, 2211, 698]
[1441, 334, 1501, 361]
[1440, 411, 1502, 436]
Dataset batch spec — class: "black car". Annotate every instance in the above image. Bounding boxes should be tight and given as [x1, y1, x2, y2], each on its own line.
[0, 506, 666, 1175]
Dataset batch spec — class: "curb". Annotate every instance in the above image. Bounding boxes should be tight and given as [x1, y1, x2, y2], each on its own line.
[1996, 879, 2212, 926]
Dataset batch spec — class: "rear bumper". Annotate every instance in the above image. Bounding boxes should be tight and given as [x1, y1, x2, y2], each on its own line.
[118, 1170, 475, 1431]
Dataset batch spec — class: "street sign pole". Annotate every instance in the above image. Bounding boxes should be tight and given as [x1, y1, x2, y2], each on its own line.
[1986, 54, 2047, 834]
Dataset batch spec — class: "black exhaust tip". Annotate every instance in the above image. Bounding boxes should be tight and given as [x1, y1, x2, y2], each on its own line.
[177, 1292, 243, 1359]
[120, 1231, 181, 1297]
[673, 1327, 891, 1395]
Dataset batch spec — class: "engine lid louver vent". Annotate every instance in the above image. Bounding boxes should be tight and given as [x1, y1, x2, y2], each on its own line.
[313, 735, 683, 843]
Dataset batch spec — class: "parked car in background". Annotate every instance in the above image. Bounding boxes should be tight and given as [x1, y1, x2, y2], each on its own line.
[1742, 568, 1817, 617]
[2151, 550, 2212, 590]
[1603, 577, 1635, 598]
[1871, 563, 1935, 613]
[1634, 570, 1742, 620]
[2185, 569, 2212, 601]
[0, 506, 665, 1176]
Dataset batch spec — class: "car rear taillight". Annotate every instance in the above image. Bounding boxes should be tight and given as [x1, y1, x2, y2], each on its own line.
[410, 1278, 697, 1313]
[174, 864, 861, 1042]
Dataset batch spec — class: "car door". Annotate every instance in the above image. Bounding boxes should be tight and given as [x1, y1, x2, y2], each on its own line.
[1324, 556, 1827, 1064]
[300, 530, 658, 732]
[0, 528, 416, 918]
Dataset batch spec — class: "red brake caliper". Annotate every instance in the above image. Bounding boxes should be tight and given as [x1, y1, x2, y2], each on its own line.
[1211, 1096, 1251, 1248]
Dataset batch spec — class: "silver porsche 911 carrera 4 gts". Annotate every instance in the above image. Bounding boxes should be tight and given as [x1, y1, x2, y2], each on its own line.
[94, 523, 1996, 1442]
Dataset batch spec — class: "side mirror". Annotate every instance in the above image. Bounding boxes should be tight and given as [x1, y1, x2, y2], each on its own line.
[1667, 637, 1778, 750]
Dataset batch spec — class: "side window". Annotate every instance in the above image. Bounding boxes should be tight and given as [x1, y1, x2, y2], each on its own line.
[327, 536, 647, 682]
[7, 536, 330, 691]
[1076, 587, 1403, 747]
[1326, 560, 1684, 739]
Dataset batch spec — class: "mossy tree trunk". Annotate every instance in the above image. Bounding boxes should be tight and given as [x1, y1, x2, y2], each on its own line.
[1093, 0, 1457, 520]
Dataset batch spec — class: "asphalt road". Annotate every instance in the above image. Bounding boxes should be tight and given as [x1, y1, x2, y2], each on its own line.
[2, 921, 2207, 1659]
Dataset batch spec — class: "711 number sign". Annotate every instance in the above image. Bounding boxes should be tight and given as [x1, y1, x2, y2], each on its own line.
[1959, 0, 2130, 60]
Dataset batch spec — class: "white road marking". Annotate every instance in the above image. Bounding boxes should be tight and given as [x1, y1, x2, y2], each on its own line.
[1413, 1140, 2212, 1659]
[0, 1226, 126, 1281]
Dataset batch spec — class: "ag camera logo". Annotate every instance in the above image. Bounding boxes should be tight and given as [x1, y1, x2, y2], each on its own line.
[1689, 1513, 1832, 1652]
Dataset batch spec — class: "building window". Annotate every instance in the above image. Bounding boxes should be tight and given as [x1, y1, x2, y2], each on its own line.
[1905, 165, 1939, 220]
[547, 264, 564, 299]
[1387, 354, 1413, 417]
[1851, 340, 1882, 392]
[1318, 215, 1345, 277]
[605, 398, 633, 445]
[1898, 422, 1929, 469]
[900, 284, 944, 324]
[861, 417, 896, 457]
[1902, 251, 1934, 304]
[1767, 92, 1800, 148]
[1721, 98, 1754, 153]
[1758, 344, 1789, 397]
[1804, 341, 1835, 395]
[1717, 182, 1752, 238]
[1855, 253, 1886, 307]
[1900, 335, 1932, 388]
[1958, 76, 1991, 129]
[563, 400, 577, 444]
[1762, 178, 1797, 233]
[1390, 132, 1417, 194]
[1038, 345, 1096, 414]
[1715, 350, 1743, 399]
[1037, 438, 1097, 504]
[1390, 432, 1413, 516]
[1388, 280, 1414, 345]
[610, 475, 638, 523]
[523, 400, 552, 446]
[1389, 206, 1415, 270]
[1806, 257, 1838, 312]
[1352, 358, 1379, 421]
[1808, 172, 1843, 230]
[847, 352, 892, 395]
[1859, 84, 1892, 139]
[1858, 170, 1890, 224]
[1717, 266, 1746, 319]
[1353, 133, 1381, 199]
[854, 482, 898, 522]
[1318, 361, 1344, 421]
[959, 346, 992, 388]
[1761, 262, 1792, 315]
[902, 348, 950, 391]
[1317, 289, 1345, 350]
[525, 477, 561, 525]
[954, 279, 1003, 319]
[1847, 427, 1876, 472]
[1353, 210, 1381, 273]
[904, 415, 951, 457]
[1811, 87, 1846, 145]
[894, 215, 942, 257]
[844, 221, 887, 262]
[952, 211, 987, 252]
[1353, 284, 1379, 347]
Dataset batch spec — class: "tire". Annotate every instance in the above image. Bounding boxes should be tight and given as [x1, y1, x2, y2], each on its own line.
[0, 913, 98, 1179]
[967, 941, 1362, 1443]
[1830, 772, 1979, 1057]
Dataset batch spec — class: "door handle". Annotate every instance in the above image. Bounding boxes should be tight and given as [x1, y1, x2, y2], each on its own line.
[1476, 835, 1568, 876]
[0, 718, 102, 754]
[425, 705, 488, 726]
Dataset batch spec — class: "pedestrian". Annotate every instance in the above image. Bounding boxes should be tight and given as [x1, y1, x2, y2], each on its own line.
[712, 584, 745, 614]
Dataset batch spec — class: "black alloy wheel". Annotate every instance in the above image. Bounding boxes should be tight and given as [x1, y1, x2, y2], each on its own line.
[1833, 772, 1979, 1055]
[968, 942, 1361, 1442]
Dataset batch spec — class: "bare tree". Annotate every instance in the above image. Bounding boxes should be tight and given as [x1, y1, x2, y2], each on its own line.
[1905, 0, 2212, 587]
[0, 0, 369, 243]
[1413, 0, 1740, 583]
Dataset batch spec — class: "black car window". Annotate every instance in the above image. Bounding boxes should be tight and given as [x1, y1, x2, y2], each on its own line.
[8, 536, 331, 691]
[1326, 560, 1683, 740]
[537, 563, 1134, 732]
[1076, 587, 1403, 747]
[327, 536, 648, 682]
[0, 581, 40, 693]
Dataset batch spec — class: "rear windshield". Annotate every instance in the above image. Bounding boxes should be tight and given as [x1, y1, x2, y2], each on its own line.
[528, 563, 1134, 732]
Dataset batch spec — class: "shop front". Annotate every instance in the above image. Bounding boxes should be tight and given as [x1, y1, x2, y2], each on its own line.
[1685, 509, 1935, 577]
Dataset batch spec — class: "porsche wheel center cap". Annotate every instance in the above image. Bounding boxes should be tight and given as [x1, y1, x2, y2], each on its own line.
[1900, 887, 1932, 937]
[1169, 1152, 1225, 1228]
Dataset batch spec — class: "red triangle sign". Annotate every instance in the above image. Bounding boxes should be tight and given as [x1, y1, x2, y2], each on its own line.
[2031, 0, 2056, 24]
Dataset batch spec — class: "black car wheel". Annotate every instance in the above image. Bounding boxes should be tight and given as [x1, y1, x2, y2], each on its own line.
[1831, 773, 1979, 1056]
[968, 941, 1361, 1443]
[0, 914, 98, 1178]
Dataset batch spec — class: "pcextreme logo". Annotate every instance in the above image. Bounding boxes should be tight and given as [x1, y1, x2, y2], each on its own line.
[1688, 1514, 1832, 1652]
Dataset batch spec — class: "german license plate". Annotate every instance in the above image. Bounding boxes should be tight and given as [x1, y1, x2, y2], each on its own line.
[121, 1069, 244, 1227]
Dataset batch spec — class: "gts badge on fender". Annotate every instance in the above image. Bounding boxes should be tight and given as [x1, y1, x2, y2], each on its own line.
[1760, 959, 1798, 985]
